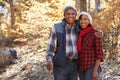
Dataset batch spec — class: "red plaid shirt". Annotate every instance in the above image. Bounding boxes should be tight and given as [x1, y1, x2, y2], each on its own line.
[78, 29, 104, 72]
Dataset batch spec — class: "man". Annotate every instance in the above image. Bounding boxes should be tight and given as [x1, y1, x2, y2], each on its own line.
[46, 6, 79, 80]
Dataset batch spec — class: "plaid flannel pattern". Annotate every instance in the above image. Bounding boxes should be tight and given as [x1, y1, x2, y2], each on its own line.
[78, 30, 104, 72]
[46, 26, 56, 61]
[46, 24, 78, 61]
[66, 24, 78, 59]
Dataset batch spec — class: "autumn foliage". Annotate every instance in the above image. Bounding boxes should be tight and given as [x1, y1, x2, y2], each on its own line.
[0, 0, 119, 62]
[93, 0, 120, 32]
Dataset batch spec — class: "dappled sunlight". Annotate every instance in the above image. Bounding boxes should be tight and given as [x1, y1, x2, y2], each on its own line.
[0, 0, 119, 80]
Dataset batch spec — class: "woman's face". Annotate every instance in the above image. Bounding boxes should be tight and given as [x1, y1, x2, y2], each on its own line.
[79, 15, 90, 29]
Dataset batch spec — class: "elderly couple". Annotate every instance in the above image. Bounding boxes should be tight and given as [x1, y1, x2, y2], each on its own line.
[46, 6, 103, 80]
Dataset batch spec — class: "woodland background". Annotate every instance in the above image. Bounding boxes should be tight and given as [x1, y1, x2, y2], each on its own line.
[0, 0, 120, 80]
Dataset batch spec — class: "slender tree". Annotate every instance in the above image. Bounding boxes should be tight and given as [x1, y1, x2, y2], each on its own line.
[9, 0, 15, 28]
[88, 0, 90, 12]
[95, 0, 100, 12]
[80, 0, 87, 11]
[75, 0, 87, 12]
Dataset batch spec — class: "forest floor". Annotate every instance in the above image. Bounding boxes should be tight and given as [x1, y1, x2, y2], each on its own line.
[0, 37, 120, 80]
[0, 38, 50, 80]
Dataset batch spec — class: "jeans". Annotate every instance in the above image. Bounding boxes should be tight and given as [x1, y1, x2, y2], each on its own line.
[53, 60, 78, 80]
[79, 66, 101, 80]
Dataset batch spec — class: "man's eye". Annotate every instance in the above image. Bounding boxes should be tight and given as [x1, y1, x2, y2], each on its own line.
[66, 13, 75, 15]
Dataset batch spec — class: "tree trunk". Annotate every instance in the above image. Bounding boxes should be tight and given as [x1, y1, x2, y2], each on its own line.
[9, 0, 15, 28]
[75, 0, 80, 12]
[75, 0, 87, 12]
[88, 0, 90, 12]
[95, 0, 100, 12]
[80, 0, 87, 11]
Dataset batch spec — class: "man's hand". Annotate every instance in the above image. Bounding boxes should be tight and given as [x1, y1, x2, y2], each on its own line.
[46, 61, 53, 79]
[94, 31, 103, 38]
[46, 61, 53, 70]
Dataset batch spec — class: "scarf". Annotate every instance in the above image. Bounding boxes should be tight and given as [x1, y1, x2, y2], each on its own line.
[77, 26, 93, 53]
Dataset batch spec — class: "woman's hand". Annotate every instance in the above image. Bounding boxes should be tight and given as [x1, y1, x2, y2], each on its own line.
[92, 70, 98, 80]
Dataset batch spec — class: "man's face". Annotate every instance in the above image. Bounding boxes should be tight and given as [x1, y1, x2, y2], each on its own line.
[64, 9, 76, 26]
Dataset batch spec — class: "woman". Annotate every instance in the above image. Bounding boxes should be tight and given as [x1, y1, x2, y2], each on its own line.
[77, 11, 104, 80]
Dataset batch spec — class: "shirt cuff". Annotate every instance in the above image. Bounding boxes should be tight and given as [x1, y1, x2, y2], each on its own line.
[97, 56, 103, 62]
[47, 56, 53, 62]
[47, 54, 54, 62]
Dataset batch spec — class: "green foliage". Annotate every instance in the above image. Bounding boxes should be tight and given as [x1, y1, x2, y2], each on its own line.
[55, 0, 60, 3]
[0, 2, 5, 7]
[39, 40, 47, 49]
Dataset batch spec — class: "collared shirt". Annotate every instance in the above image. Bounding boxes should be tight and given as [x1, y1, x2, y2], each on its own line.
[46, 23, 78, 61]
[66, 24, 78, 59]
[78, 29, 104, 72]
